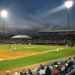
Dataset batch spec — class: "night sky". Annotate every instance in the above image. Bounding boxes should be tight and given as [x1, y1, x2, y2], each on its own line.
[0, 0, 75, 33]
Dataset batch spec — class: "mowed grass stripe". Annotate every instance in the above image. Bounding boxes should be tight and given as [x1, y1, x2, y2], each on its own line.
[0, 47, 75, 70]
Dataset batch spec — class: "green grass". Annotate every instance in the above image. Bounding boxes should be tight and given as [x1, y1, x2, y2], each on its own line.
[0, 44, 62, 52]
[0, 44, 75, 70]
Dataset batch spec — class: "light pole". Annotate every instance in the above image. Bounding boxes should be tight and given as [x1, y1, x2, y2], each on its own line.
[64, 0, 74, 30]
[64, 0, 74, 46]
[0, 10, 8, 33]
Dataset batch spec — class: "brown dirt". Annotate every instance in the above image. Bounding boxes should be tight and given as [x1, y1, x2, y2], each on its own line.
[0, 51, 37, 60]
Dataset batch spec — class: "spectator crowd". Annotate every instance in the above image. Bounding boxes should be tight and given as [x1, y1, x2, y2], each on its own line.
[6, 57, 75, 75]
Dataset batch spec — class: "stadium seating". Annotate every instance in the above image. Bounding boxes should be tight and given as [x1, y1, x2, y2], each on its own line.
[5, 56, 75, 75]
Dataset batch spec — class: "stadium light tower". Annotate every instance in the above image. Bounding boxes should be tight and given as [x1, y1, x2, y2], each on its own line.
[64, 0, 74, 9]
[0, 10, 8, 33]
[1, 10, 8, 18]
[64, 0, 74, 46]
[64, 0, 74, 30]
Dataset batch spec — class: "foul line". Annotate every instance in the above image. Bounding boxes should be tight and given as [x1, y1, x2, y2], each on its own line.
[30, 47, 64, 56]
[0, 47, 64, 61]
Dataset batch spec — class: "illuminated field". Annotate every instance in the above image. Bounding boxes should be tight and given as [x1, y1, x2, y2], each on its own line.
[0, 44, 75, 70]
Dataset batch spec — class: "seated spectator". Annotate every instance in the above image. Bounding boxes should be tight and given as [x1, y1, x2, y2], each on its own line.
[45, 65, 52, 75]
[53, 62, 58, 66]
[27, 68, 33, 75]
[60, 63, 66, 75]
[52, 65, 60, 75]
[38, 64, 46, 75]
[67, 57, 73, 72]
[20, 71, 24, 75]
[67, 69, 75, 75]
[20, 69, 27, 75]
[72, 57, 75, 69]
[6, 70, 11, 75]
[65, 60, 69, 74]
[14, 71, 20, 75]
[36, 66, 40, 75]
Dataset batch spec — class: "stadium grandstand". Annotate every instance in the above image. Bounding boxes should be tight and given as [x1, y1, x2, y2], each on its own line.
[0, 31, 75, 46]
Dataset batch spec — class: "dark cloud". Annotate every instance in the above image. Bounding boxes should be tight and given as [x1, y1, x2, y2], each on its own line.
[0, 0, 75, 33]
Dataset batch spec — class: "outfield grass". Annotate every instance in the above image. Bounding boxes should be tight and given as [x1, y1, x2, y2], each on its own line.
[0, 44, 75, 70]
[0, 44, 62, 52]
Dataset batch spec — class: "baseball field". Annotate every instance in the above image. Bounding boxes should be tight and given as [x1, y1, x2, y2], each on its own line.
[0, 44, 75, 71]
